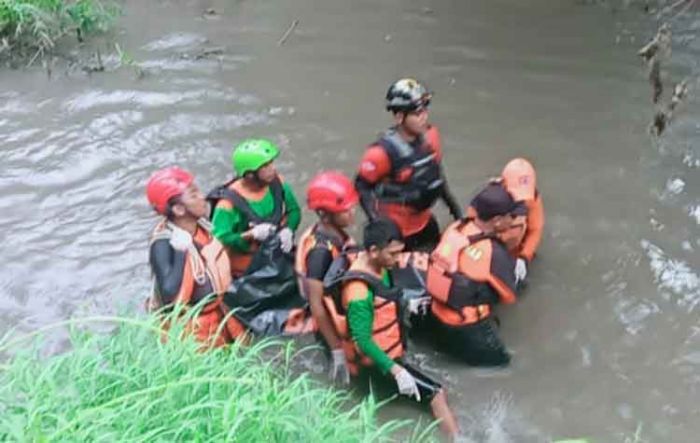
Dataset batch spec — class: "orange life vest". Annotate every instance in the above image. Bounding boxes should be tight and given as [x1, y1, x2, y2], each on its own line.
[427, 220, 516, 327]
[295, 224, 355, 296]
[208, 177, 287, 276]
[149, 219, 245, 347]
[323, 265, 404, 376]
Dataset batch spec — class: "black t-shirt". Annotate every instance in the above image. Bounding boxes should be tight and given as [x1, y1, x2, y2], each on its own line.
[305, 247, 334, 281]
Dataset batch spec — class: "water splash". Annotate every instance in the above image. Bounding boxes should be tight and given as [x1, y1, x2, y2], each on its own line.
[688, 205, 700, 225]
[459, 392, 543, 443]
[641, 240, 700, 312]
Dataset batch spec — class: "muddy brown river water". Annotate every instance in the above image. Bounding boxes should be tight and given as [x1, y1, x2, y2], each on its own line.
[1, 0, 698, 441]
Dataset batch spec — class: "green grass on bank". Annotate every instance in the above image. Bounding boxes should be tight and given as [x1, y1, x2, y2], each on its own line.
[0, 306, 431, 442]
[0, 0, 117, 58]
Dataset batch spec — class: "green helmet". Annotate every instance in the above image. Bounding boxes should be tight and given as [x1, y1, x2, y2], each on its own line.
[231, 138, 280, 176]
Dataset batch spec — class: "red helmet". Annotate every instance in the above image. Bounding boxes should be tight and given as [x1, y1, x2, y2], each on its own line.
[307, 171, 359, 213]
[146, 166, 194, 214]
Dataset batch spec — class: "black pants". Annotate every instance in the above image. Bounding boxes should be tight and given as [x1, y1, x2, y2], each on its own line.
[355, 360, 442, 405]
[429, 314, 511, 367]
[403, 216, 440, 252]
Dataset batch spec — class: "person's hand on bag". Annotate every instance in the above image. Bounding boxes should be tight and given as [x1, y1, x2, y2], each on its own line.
[250, 223, 276, 242]
[278, 227, 294, 253]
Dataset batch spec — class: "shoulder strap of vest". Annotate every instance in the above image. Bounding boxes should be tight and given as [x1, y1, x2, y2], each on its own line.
[150, 218, 172, 245]
[206, 177, 285, 225]
[454, 218, 496, 244]
[206, 179, 237, 220]
[378, 129, 414, 158]
[337, 270, 402, 301]
[267, 176, 285, 225]
[376, 129, 421, 176]
[466, 231, 493, 245]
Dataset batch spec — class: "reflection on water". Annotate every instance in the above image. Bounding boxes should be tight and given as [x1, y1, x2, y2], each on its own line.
[0, 0, 698, 440]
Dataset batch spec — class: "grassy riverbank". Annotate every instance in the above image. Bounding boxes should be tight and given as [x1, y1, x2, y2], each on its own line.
[0, 0, 117, 59]
[0, 308, 429, 441]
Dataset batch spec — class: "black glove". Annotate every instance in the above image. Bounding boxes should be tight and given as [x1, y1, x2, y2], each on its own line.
[355, 175, 379, 221]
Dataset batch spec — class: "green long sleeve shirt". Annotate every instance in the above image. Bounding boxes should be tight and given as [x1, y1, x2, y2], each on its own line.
[211, 181, 301, 253]
[346, 270, 396, 374]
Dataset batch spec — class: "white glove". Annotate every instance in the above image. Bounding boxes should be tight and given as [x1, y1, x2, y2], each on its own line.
[278, 227, 294, 253]
[393, 367, 421, 401]
[250, 223, 276, 242]
[515, 258, 528, 285]
[169, 226, 193, 251]
[407, 297, 431, 316]
[329, 348, 350, 385]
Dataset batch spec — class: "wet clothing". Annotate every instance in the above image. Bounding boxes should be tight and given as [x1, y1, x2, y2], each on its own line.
[355, 361, 442, 405]
[355, 125, 462, 245]
[426, 220, 516, 365]
[428, 315, 510, 366]
[210, 175, 301, 275]
[150, 240, 192, 305]
[148, 219, 246, 346]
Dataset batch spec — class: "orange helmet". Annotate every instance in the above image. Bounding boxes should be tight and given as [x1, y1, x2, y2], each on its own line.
[502, 158, 536, 202]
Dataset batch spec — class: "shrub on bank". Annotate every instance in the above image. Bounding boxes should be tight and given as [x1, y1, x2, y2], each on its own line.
[0, 308, 425, 441]
[0, 0, 117, 57]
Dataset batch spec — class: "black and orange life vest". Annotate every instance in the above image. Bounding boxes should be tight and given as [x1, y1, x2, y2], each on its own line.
[207, 176, 286, 226]
[427, 220, 517, 327]
[323, 267, 405, 376]
[149, 219, 245, 346]
[207, 176, 287, 276]
[294, 223, 355, 297]
[373, 127, 444, 212]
